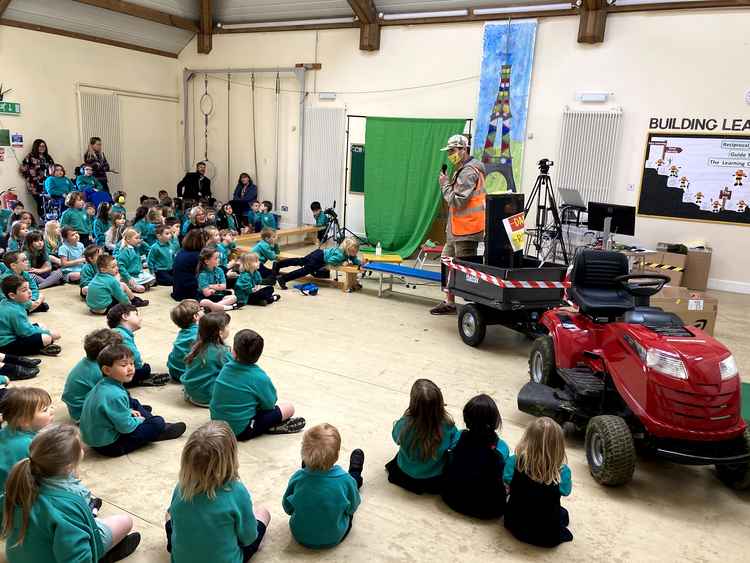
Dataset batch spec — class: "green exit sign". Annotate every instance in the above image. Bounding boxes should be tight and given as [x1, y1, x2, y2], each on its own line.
[0, 102, 21, 115]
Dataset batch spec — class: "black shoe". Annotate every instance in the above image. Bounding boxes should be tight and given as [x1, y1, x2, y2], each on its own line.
[155, 422, 187, 442]
[40, 344, 62, 356]
[100, 532, 141, 563]
[89, 496, 102, 516]
[31, 302, 50, 313]
[349, 448, 365, 475]
[3, 355, 42, 368]
[138, 373, 170, 387]
[131, 296, 149, 307]
[267, 417, 306, 434]
[272, 262, 280, 276]
[0, 363, 39, 381]
[277, 278, 288, 290]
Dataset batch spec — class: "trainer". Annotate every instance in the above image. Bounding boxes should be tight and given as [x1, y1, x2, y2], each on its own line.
[430, 134, 486, 316]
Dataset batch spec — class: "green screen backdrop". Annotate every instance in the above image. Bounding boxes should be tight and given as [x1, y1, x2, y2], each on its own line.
[364, 117, 465, 257]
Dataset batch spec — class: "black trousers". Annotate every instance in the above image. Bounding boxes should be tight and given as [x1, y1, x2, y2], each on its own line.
[155, 270, 174, 286]
[244, 286, 275, 306]
[93, 397, 165, 457]
[237, 407, 283, 441]
[165, 518, 266, 561]
[276, 250, 327, 284]
[0, 333, 46, 356]
[385, 456, 442, 495]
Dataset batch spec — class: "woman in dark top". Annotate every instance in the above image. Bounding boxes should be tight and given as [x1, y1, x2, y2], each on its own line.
[20, 138, 55, 216]
[230, 173, 257, 223]
[83, 136, 111, 193]
[171, 228, 208, 301]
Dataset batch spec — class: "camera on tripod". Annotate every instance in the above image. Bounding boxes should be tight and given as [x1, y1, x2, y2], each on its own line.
[324, 206, 338, 220]
[538, 159, 554, 174]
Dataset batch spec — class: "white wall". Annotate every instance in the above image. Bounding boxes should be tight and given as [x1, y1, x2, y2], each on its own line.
[0, 26, 179, 212]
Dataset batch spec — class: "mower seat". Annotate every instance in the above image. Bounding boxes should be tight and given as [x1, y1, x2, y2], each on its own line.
[568, 250, 634, 318]
[624, 307, 684, 328]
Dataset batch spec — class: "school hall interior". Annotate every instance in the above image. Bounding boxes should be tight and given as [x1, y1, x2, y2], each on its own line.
[1, 1, 750, 562]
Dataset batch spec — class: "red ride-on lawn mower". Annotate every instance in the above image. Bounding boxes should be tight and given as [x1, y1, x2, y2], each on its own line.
[517, 250, 750, 489]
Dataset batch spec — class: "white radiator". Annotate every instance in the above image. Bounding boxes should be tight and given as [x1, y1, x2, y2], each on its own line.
[302, 107, 346, 224]
[78, 92, 122, 180]
[555, 107, 623, 205]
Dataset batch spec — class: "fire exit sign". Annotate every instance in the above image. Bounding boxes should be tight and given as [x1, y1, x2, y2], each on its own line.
[0, 102, 21, 115]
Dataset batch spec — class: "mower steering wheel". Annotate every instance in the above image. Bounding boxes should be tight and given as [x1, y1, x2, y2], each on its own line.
[615, 273, 670, 298]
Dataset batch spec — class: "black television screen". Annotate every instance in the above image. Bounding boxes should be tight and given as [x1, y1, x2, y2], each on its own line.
[587, 202, 636, 236]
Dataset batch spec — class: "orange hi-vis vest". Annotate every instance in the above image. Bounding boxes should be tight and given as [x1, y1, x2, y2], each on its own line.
[450, 164, 486, 236]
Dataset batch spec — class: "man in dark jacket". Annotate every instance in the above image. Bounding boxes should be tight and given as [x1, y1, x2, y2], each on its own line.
[176, 162, 212, 202]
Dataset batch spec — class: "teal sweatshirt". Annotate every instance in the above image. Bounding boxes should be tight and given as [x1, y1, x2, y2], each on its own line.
[0, 298, 50, 347]
[392, 417, 460, 479]
[0, 270, 40, 310]
[283, 465, 361, 549]
[169, 237, 180, 257]
[80, 377, 142, 447]
[7, 238, 22, 252]
[216, 243, 230, 268]
[60, 208, 90, 234]
[76, 174, 103, 191]
[251, 240, 279, 263]
[79, 263, 97, 289]
[209, 360, 278, 435]
[87, 272, 129, 312]
[314, 212, 329, 228]
[168, 480, 258, 563]
[259, 212, 277, 230]
[503, 455, 573, 496]
[198, 267, 226, 291]
[62, 358, 102, 422]
[116, 245, 143, 282]
[4, 486, 104, 563]
[324, 247, 360, 266]
[246, 210, 260, 226]
[234, 271, 263, 305]
[113, 326, 143, 368]
[182, 344, 233, 405]
[93, 218, 111, 246]
[134, 220, 157, 246]
[44, 176, 74, 197]
[167, 324, 198, 381]
[0, 427, 36, 491]
[147, 241, 174, 272]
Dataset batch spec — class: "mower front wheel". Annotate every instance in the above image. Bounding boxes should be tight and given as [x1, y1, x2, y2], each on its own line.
[529, 336, 559, 386]
[716, 428, 750, 490]
[585, 415, 636, 486]
[458, 304, 486, 347]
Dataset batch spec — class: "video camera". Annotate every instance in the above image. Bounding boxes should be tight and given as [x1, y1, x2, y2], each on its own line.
[538, 159, 554, 174]
[324, 201, 338, 220]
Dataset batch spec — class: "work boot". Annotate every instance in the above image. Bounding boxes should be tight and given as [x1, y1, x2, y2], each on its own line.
[430, 302, 456, 315]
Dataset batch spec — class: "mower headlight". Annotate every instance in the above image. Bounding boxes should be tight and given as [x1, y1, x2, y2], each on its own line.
[647, 348, 688, 380]
[719, 355, 739, 380]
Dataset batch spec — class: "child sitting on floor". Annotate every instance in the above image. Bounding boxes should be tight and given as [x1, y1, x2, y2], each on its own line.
[251, 228, 279, 280]
[0, 276, 61, 357]
[0, 387, 54, 491]
[79, 244, 102, 298]
[43, 220, 63, 269]
[104, 211, 126, 254]
[386, 378, 460, 495]
[283, 423, 364, 549]
[60, 191, 91, 246]
[235, 253, 280, 307]
[165, 421, 271, 562]
[258, 201, 277, 230]
[106, 304, 168, 387]
[274, 237, 364, 290]
[441, 394, 509, 519]
[24, 231, 64, 289]
[504, 417, 573, 547]
[80, 344, 186, 457]
[62, 328, 123, 422]
[117, 228, 156, 293]
[1, 424, 142, 562]
[7, 221, 28, 252]
[93, 202, 112, 246]
[197, 247, 237, 312]
[58, 226, 86, 283]
[85, 203, 96, 237]
[147, 225, 175, 286]
[87, 255, 148, 315]
[2, 251, 48, 314]
[182, 312, 232, 408]
[167, 299, 202, 382]
[210, 329, 305, 440]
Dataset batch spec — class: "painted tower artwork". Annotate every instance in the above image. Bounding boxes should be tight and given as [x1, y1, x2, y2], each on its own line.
[481, 64, 516, 193]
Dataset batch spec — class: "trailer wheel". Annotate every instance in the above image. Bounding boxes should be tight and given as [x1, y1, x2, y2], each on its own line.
[716, 428, 750, 490]
[585, 415, 636, 486]
[528, 336, 558, 386]
[458, 304, 486, 347]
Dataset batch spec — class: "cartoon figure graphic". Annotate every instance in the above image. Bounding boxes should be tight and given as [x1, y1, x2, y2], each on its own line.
[666, 165, 681, 188]
[679, 176, 690, 190]
[711, 199, 722, 213]
[735, 169, 747, 187]
[719, 187, 732, 210]
[669, 165, 680, 178]
[694, 191, 705, 206]
[737, 200, 748, 213]
[656, 158, 668, 176]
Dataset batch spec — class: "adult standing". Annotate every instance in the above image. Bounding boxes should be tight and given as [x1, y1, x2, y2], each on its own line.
[431, 134, 486, 316]
[176, 162, 212, 203]
[171, 228, 208, 301]
[83, 136, 112, 193]
[19, 138, 55, 217]
[230, 172, 257, 222]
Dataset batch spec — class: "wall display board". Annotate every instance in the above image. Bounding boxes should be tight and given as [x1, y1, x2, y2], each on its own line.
[638, 132, 750, 226]
[350, 144, 365, 193]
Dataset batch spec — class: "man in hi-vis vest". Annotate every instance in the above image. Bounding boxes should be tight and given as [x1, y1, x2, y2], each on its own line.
[431, 134, 486, 316]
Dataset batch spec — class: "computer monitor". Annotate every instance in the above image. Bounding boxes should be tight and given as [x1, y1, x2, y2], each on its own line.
[587, 202, 636, 236]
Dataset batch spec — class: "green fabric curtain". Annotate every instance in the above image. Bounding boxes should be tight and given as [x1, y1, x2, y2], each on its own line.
[364, 117, 465, 257]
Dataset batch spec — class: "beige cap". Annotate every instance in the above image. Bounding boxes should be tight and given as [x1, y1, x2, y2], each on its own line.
[440, 134, 469, 152]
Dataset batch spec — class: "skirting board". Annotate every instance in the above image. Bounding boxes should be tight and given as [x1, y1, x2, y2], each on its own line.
[708, 278, 750, 295]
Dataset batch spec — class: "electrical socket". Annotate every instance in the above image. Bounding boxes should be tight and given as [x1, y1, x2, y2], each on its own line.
[281, 205, 289, 212]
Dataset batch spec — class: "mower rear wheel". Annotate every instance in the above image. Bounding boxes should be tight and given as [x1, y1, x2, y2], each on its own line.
[716, 428, 750, 490]
[585, 416, 636, 486]
[529, 336, 558, 386]
[458, 304, 486, 347]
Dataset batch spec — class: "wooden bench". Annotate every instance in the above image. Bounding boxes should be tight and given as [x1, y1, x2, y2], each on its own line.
[276, 252, 361, 293]
[236, 226, 319, 251]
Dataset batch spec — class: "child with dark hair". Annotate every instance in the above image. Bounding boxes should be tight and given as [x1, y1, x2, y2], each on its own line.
[246, 200, 262, 233]
[4, 201, 25, 236]
[7, 221, 28, 252]
[2, 251, 48, 313]
[310, 201, 329, 242]
[24, 231, 64, 289]
[385, 379, 460, 494]
[79, 344, 186, 457]
[197, 247, 237, 313]
[210, 329, 305, 440]
[93, 202, 112, 246]
[62, 328, 123, 422]
[148, 224, 175, 286]
[60, 191, 91, 246]
[217, 203, 240, 233]
[167, 300, 203, 382]
[75, 163, 103, 192]
[0, 276, 61, 356]
[441, 394, 509, 519]
[79, 245, 103, 298]
[106, 304, 168, 387]
[258, 201, 277, 230]
[182, 313, 232, 407]
[59, 226, 86, 283]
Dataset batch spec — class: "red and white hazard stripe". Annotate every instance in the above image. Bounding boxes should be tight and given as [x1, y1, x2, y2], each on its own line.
[441, 257, 571, 289]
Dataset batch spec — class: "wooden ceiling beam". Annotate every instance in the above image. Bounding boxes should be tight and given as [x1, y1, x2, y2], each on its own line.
[198, 0, 212, 54]
[578, 0, 608, 44]
[71, 0, 198, 32]
[348, 0, 380, 51]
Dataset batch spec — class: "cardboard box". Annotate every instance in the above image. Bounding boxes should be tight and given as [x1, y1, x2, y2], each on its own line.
[635, 251, 686, 287]
[652, 286, 718, 335]
[683, 248, 713, 291]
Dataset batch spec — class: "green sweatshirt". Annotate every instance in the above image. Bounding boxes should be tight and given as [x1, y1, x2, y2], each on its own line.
[44, 176, 74, 197]
[0, 270, 39, 310]
[259, 212, 277, 230]
[234, 271, 262, 305]
[0, 298, 50, 347]
[314, 212, 329, 228]
[0, 427, 36, 491]
[182, 344, 232, 405]
[167, 324, 198, 381]
[503, 455, 573, 496]
[147, 241, 174, 272]
[76, 174, 103, 191]
[198, 267, 226, 291]
[86, 272, 130, 312]
[116, 245, 142, 282]
[60, 207, 90, 234]
[209, 360, 278, 435]
[251, 240, 279, 263]
[80, 377, 142, 447]
[134, 220, 157, 246]
[79, 263, 97, 289]
[324, 247, 360, 266]
[224, 215, 240, 232]
[93, 218, 111, 246]
[283, 465, 361, 549]
[4, 486, 104, 563]
[62, 358, 102, 422]
[113, 325, 143, 368]
[392, 417, 460, 479]
[168, 480, 258, 563]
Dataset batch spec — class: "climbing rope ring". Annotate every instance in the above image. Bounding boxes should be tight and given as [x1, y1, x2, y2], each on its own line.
[199, 92, 214, 117]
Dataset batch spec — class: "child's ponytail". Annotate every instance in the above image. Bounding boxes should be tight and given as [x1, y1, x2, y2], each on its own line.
[185, 312, 230, 365]
[1, 458, 37, 543]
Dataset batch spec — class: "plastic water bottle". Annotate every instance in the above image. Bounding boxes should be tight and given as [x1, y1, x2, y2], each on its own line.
[376, 242, 382, 256]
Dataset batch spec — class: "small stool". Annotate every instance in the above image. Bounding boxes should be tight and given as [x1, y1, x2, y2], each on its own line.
[415, 245, 444, 269]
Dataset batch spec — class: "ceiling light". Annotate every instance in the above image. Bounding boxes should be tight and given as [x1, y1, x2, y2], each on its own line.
[474, 3, 573, 14]
[219, 17, 355, 30]
[382, 10, 469, 21]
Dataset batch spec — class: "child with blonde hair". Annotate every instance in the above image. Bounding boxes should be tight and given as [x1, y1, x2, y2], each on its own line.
[167, 299, 203, 382]
[251, 228, 279, 280]
[197, 247, 237, 312]
[503, 417, 573, 547]
[1, 424, 141, 562]
[166, 421, 271, 562]
[235, 253, 280, 307]
[283, 424, 364, 548]
[274, 236, 365, 290]
[43, 220, 63, 268]
[116, 228, 155, 293]
[182, 312, 232, 407]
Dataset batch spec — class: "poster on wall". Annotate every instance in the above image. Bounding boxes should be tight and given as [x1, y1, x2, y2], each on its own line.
[473, 19, 537, 194]
[638, 132, 750, 226]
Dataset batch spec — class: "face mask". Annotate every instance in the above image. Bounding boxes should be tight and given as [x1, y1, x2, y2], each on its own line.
[448, 152, 462, 167]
